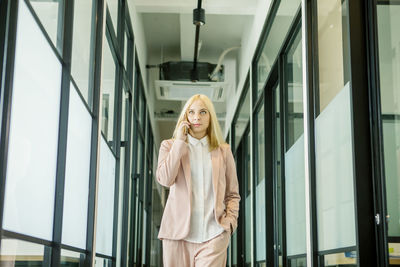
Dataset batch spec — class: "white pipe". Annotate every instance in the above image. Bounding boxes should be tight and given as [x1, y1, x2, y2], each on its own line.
[210, 46, 240, 80]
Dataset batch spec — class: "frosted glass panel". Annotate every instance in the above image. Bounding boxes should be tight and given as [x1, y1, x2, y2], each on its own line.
[382, 121, 400, 236]
[316, 83, 356, 251]
[96, 137, 116, 256]
[245, 194, 251, 262]
[62, 83, 92, 249]
[255, 178, 266, 260]
[285, 135, 306, 256]
[3, 0, 62, 240]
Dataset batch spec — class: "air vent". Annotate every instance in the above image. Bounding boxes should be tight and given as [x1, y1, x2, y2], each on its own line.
[155, 80, 227, 102]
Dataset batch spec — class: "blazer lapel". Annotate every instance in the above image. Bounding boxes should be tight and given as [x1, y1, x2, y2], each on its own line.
[211, 148, 219, 203]
[181, 153, 192, 192]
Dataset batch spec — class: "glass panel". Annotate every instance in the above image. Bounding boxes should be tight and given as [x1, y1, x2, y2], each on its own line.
[95, 257, 112, 267]
[101, 36, 117, 144]
[116, 147, 125, 266]
[29, 0, 64, 52]
[62, 83, 92, 249]
[3, 0, 62, 240]
[232, 232, 237, 265]
[255, 104, 266, 263]
[234, 84, 250, 151]
[316, 0, 356, 251]
[106, 0, 118, 35]
[284, 28, 306, 257]
[389, 243, 400, 265]
[275, 83, 283, 265]
[0, 238, 51, 265]
[71, 0, 95, 106]
[124, 30, 129, 69]
[60, 249, 86, 266]
[256, 0, 301, 98]
[324, 251, 357, 266]
[289, 257, 306, 267]
[245, 132, 251, 265]
[96, 137, 116, 256]
[377, 2, 400, 263]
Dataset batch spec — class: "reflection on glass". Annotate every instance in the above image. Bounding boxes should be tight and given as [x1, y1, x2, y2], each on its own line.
[256, 0, 300, 97]
[124, 30, 129, 68]
[62, 83, 92, 249]
[61, 249, 85, 266]
[317, 0, 350, 113]
[377, 2, 400, 263]
[71, 0, 95, 106]
[284, 27, 306, 259]
[0, 238, 51, 265]
[316, 0, 356, 252]
[234, 83, 251, 150]
[3, 0, 62, 240]
[29, 0, 64, 52]
[101, 36, 117, 144]
[96, 137, 116, 256]
[324, 251, 357, 266]
[255, 105, 266, 263]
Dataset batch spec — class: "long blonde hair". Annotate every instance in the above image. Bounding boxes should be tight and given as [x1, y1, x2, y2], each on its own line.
[172, 94, 226, 151]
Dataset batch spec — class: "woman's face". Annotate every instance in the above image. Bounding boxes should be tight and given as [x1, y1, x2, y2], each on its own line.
[186, 99, 210, 136]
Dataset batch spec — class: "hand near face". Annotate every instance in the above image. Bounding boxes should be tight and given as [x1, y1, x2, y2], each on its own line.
[176, 120, 190, 141]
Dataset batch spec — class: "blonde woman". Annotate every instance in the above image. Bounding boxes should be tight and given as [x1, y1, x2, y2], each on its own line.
[156, 94, 240, 267]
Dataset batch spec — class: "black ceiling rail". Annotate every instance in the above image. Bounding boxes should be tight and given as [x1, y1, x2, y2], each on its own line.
[191, 0, 205, 81]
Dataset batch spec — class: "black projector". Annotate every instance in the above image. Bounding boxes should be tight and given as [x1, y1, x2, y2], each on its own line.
[159, 61, 223, 82]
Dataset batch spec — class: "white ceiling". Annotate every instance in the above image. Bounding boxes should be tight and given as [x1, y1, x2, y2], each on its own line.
[133, 0, 257, 142]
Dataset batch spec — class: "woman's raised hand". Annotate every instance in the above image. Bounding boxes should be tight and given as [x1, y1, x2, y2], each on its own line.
[176, 120, 190, 141]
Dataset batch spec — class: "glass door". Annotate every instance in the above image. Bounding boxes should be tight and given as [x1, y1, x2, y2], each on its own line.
[375, 0, 400, 265]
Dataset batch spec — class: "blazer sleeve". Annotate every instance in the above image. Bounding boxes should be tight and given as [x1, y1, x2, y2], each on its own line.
[156, 139, 188, 187]
[224, 145, 241, 233]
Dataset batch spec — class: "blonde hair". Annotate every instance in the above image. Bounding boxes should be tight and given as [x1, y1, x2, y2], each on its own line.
[172, 94, 226, 151]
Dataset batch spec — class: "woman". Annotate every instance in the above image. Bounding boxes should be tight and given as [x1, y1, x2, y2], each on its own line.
[156, 94, 240, 267]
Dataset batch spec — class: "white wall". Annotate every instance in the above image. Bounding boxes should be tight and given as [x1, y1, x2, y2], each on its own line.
[127, 1, 160, 149]
[224, 0, 273, 137]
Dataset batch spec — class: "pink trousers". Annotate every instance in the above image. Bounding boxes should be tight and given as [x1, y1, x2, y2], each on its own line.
[162, 231, 230, 267]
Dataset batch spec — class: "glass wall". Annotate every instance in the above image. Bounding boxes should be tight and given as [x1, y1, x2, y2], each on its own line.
[3, 0, 62, 240]
[256, 0, 301, 98]
[255, 103, 266, 265]
[283, 26, 307, 264]
[62, 82, 92, 249]
[376, 0, 400, 264]
[0, 0, 156, 266]
[315, 0, 357, 263]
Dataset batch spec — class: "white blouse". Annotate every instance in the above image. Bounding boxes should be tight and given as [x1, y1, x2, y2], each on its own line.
[184, 134, 225, 243]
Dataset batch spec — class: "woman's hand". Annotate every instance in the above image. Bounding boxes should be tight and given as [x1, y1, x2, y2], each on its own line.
[176, 120, 190, 141]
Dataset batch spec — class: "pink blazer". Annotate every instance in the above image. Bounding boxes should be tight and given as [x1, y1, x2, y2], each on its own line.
[156, 138, 240, 240]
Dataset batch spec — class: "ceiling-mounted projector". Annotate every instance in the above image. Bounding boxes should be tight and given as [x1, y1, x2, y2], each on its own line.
[155, 61, 227, 102]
